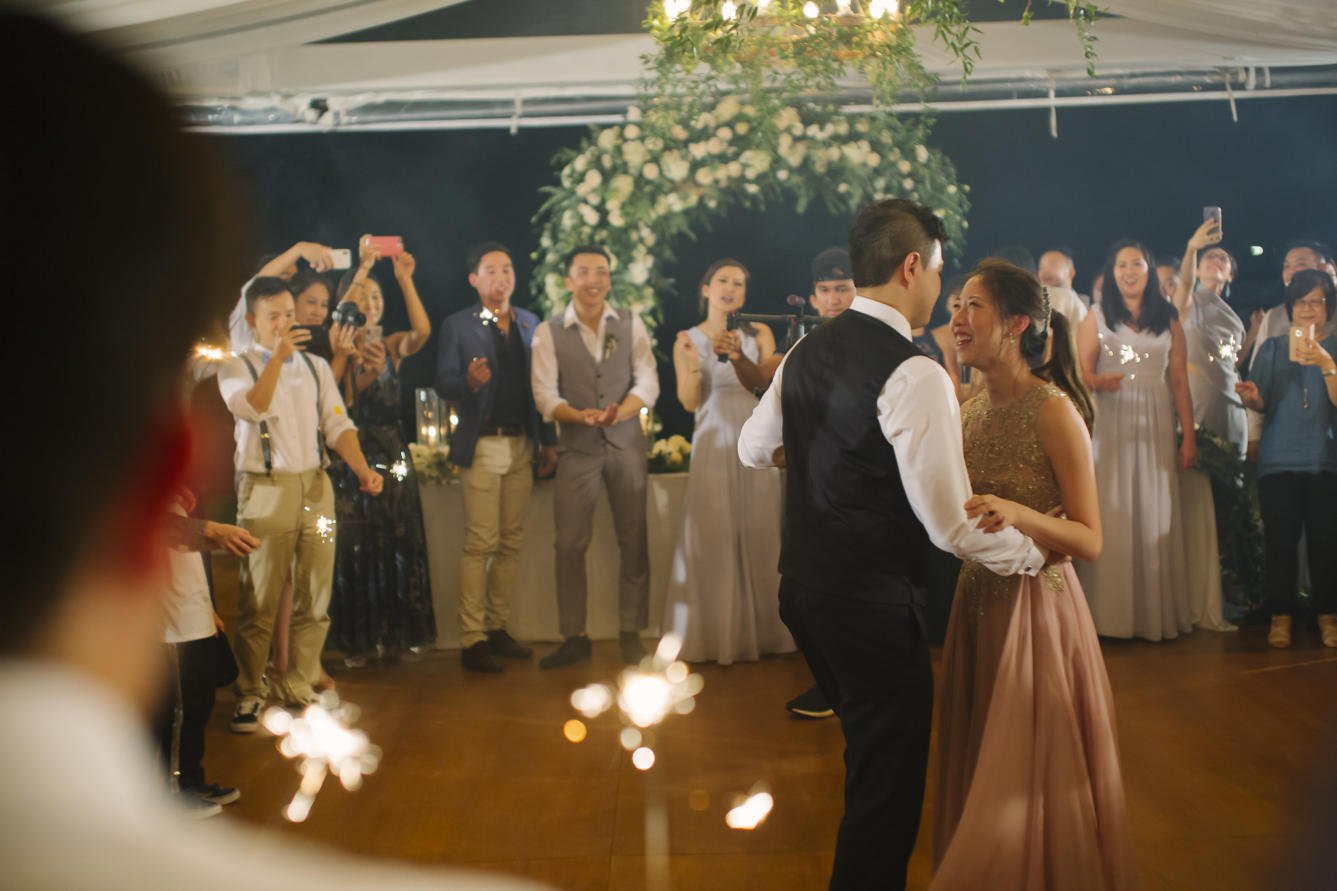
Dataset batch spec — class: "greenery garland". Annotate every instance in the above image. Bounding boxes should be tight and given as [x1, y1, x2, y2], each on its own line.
[530, 96, 969, 323]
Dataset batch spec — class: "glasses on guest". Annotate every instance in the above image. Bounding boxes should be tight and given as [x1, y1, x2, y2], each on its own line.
[1293, 298, 1328, 311]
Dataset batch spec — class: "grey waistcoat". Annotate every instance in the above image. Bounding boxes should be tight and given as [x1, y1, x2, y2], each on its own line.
[548, 308, 646, 455]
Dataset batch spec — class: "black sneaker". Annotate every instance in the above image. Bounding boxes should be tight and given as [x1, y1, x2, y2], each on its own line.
[619, 631, 646, 665]
[196, 783, 241, 806]
[487, 629, 533, 659]
[539, 635, 592, 669]
[177, 788, 222, 819]
[230, 697, 262, 733]
[785, 685, 834, 719]
[462, 640, 504, 673]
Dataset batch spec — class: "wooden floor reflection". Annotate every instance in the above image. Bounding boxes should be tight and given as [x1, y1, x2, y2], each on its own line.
[206, 563, 1337, 890]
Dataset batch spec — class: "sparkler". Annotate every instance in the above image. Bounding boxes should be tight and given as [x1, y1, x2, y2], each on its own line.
[725, 785, 775, 830]
[262, 693, 381, 823]
[303, 506, 337, 542]
[193, 344, 228, 361]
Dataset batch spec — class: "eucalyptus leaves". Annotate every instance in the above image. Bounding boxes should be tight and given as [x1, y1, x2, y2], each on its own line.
[531, 95, 968, 322]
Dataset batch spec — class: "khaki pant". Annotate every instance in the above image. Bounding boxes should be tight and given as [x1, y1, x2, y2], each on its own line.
[458, 435, 534, 647]
[234, 469, 336, 703]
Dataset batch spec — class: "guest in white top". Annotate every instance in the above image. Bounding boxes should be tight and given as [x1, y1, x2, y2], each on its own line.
[529, 246, 660, 668]
[0, 13, 544, 889]
[217, 277, 383, 731]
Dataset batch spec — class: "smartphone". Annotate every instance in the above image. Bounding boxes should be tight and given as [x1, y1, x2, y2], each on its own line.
[330, 248, 352, 270]
[1290, 324, 1313, 362]
[1203, 206, 1223, 235]
[364, 324, 383, 345]
[292, 325, 332, 359]
[364, 236, 403, 258]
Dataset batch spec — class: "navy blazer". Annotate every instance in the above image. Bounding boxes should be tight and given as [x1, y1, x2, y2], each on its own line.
[435, 301, 555, 468]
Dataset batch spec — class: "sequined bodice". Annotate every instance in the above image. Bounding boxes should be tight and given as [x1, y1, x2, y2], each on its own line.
[961, 383, 1065, 515]
[959, 383, 1068, 616]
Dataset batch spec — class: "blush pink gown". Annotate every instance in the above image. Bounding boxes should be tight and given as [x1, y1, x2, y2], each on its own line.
[931, 383, 1135, 891]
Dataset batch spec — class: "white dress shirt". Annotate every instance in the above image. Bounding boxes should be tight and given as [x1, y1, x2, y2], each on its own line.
[0, 661, 547, 890]
[228, 287, 255, 354]
[530, 302, 660, 422]
[738, 295, 1044, 577]
[1047, 285, 1089, 326]
[216, 346, 356, 474]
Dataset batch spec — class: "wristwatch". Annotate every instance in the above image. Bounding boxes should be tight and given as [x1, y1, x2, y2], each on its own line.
[1325, 366, 1337, 377]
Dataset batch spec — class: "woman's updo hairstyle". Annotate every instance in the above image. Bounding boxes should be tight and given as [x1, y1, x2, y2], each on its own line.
[969, 258, 1094, 430]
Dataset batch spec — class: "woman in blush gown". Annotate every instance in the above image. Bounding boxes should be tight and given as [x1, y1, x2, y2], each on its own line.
[932, 260, 1134, 891]
[1077, 239, 1197, 641]
[661, 258, 795, 665]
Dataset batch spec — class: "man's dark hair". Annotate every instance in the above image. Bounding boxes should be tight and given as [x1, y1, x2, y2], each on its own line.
[1284, 239, 1335, 266]
[288, 268, 333, 303]
[1285, 269, 1337, 321]
[1043, 246, 1076, 264]
[2, 12, 244, 651]
[847, 198, 947, 289]
[243, 276, 293, 314]
[565, 244, 611, 273]
[990, 244, 1037, 275]
[811, 247, 853, 284]
[467, 241, 513, 274]
[1156, 255, 1181, 270]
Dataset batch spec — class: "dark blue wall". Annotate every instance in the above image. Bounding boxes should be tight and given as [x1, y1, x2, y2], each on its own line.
[213, 94, 1337, 438]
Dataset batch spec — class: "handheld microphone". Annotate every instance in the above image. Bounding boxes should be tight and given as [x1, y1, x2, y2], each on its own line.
[719, 311, 738, 363]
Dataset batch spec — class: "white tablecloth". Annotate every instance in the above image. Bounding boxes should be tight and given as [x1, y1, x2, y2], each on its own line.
[420, 473, 688, 649]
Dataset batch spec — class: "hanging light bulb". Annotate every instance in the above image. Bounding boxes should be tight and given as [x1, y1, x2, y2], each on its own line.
[802, 1, 819, 18]
[722, 0, 738, 20]
[755, 0, 771, 9]
[836, 0, 852, 12]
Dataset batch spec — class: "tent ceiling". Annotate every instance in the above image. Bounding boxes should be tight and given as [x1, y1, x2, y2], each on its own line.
[30, 0, 1337, 130]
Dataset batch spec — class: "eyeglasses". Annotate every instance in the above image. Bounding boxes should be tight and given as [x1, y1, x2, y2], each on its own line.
[1292, 298, 1328, 311]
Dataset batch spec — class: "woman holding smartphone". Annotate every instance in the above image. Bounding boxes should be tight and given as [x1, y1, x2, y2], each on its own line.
[1236, 269, 1337, 649]
[326, 236, 436, 664]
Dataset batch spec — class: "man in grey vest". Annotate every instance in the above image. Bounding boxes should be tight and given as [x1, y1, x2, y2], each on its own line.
[530, 246, 660, 668]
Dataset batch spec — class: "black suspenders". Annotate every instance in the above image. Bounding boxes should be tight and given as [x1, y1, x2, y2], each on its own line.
[239, 352, 328, 475]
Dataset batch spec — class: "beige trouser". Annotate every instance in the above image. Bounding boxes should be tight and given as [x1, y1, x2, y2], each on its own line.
[234, 469, 336, 703]
[458, 434, 534, 647]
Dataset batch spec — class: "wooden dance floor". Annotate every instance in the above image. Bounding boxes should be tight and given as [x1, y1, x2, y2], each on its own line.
[206, 559, 1337, 890]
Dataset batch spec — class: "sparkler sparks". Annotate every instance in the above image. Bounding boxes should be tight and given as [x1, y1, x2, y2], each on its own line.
[193, 344, 228, 361]
[262, 693, 381, 823]
[303, 506, 338, 542]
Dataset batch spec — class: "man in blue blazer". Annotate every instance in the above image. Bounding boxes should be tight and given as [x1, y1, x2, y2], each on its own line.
[436, 242, 557, 673]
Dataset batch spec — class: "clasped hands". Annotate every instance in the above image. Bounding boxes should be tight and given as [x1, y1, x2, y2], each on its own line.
[965, 496, 1070, 565]
[579, 404, 620, 427]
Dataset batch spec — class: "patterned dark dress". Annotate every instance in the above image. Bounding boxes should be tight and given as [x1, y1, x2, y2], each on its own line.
[327, 363, 435, 655]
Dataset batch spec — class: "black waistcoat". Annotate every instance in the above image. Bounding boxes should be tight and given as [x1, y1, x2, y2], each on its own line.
[779, 309, 932, 604]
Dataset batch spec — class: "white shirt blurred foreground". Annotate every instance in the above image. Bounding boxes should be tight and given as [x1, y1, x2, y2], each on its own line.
[0, 662, 546, 891]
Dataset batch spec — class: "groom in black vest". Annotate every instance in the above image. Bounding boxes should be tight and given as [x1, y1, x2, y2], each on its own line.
[739, 198, 1045, 889]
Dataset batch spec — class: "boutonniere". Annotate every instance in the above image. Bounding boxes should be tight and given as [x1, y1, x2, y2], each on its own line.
[604, 333, 617, 356]
[477, 307, 498, 328]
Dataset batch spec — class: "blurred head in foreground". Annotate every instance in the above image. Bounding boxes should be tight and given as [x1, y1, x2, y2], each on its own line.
[1, 11, 244, 711]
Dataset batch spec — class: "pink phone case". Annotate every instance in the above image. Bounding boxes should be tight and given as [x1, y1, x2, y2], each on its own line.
[364, 236, 403, 257]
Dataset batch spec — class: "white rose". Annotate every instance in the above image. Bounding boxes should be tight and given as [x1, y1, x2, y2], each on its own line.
[624, 124, 641, 139]
[874, 177, 887, 192]
[947, 184, 958, 194]
[601, 153, 613, 168]
[666, 193, 683, 212]
[584, 169, 603, 187]
[806, 124, 820, 137]
[573, 155, 588, 172]
[915, 144, 929, 163]
[622, 141, 649, 166]
[689, 142, 708, 159]
[607, 198, 622, 214]
[646, 136, 665, 151]
[610, 173, 635, 202]
[643, 162, 660, 180]
[626, 105, 643, 122]
[837, 183, 850, 193]
[671, 124, 688, 140]
[694, 167, 714, 186]
[576, 181, 591, 197]
[834, 119, 849, 136]
[745, 183, 760, 194]
[866, 152, 880, 166]
[898, 159, 912, 174]
[627, 256, 652, 284]
[597, 128, 619, 150]
[790, 122, 804, 136]
[579, 203, 599, 225]
[716, 126, 733, 141]
[541, 233, 552, 248]
[855, 119, 870, 133]
[814, 157, 828, 173]
[608, 208, 625, 227]
[779, 132, 793, 152]
[707, 137, 725, 155]
[714, 95, 740, 121]
[587, 192, 601, 205]
[694, 112, 715, 129]
[727, 161, 743, 178]
[735, 121, 749, 135]
[827, 146, 842, 161]
[562, 209, 576, 227]
[777, 169, 790, 180]
[903, 177, 915, 191]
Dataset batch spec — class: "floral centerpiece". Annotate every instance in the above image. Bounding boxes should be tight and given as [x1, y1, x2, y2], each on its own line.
[648, 434, 692, 473]
[408, 441, 457, 486]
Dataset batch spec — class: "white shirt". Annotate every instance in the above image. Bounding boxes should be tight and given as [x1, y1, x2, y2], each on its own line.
[738, 296, 1044, 577]
[164, 508, 216, 645]
[228, 287, 255, 354]
[529, 302, 660, 422]
[0, 661, 547, 890]
[217, 347, 356, 474]
[1047, 285, 1089, 326]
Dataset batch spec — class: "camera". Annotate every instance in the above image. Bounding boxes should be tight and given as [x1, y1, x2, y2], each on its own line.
[331, 301, 366, 329]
